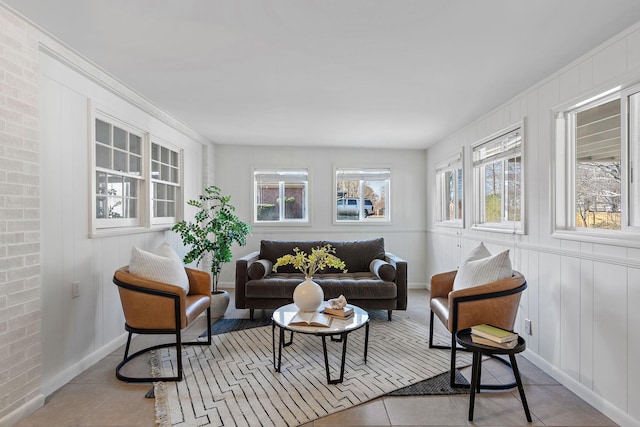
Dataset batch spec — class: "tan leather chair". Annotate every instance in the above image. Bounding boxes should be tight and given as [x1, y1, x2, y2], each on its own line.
[429, 269, 527, 387]
[113, 266, 212, 382]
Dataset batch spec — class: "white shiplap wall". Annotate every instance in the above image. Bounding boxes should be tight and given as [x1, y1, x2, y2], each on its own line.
[426, 21, 640, 427]
[213, 143, 428, 288]
[38, 48, 209, 396]
[0, 5, 212, 425]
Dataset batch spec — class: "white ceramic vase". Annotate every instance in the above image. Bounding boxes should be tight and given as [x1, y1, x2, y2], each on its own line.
[293, 277, 324, 312]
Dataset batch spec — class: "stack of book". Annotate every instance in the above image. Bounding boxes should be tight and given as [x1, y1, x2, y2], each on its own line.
[470, 324, 519, 349]
[323, 304, 354, 319]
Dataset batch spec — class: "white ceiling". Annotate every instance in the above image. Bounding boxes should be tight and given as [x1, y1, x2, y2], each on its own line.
[5, 1, 640, 149]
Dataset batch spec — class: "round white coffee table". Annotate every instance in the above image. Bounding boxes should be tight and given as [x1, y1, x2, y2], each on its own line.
[271, 303, 370, 384]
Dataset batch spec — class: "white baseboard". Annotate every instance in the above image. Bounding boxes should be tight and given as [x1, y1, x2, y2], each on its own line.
[42, 333, 128, 396]
[0, 394, 45, 427]
[524, 350, 640, 427]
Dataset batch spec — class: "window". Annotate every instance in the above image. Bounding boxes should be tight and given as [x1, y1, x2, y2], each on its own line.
[94, 117, 143, 228]
[555, 83, 640, 239]
[253, 169, 309, 223]
[435, 149, 464, 227]
[91, 112, 183, 235]
[572, 97, 621, 230]
[335, 167, 390, 222]
[472, 122, 524, 233]
[151, 141, 181, 225]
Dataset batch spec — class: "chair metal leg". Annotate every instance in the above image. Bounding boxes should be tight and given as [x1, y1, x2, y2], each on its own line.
[429, 310, 470, 388]
[116, 309, 212, 383]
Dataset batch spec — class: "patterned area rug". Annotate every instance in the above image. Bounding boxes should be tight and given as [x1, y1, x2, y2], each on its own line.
[200, 318, 273, 337]
[154, 319, 471, 427]
[386, 369, 470, 395]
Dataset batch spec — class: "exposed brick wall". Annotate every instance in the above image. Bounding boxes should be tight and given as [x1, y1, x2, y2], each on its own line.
[0, 6, 42, 420]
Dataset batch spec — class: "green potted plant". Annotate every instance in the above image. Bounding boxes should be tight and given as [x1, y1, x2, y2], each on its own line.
[172, 185, 251, 318]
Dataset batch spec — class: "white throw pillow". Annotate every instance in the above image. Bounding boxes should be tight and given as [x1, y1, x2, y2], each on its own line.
[129, 245, 190, 294]
[453, 249, 512, 291]
[154, 242, 184, 264]
[462, 242, 491, 262]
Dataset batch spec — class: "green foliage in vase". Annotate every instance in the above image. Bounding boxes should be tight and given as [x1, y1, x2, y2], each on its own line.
[172, 185, 251, 292]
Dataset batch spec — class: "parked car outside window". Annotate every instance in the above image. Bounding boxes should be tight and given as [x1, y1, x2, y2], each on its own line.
[337, 198, 374, 217]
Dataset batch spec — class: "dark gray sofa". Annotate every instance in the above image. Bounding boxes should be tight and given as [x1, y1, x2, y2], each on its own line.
[235, 238, 407, 320]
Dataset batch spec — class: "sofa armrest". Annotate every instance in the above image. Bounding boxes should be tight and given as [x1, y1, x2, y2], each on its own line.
[386, 252, 408, 310]
[235, 251, 260, 308]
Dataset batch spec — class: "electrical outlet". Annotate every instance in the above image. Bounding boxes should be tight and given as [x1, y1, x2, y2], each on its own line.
[524, 318, 532, 335]
[72, 281, 80, 298]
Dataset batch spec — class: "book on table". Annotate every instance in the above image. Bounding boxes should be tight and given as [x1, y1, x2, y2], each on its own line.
[289, 311, 332, 327]
[471, 334, 518, 349]
[322, 304, 354, 318]
[470, 324, 518, 343]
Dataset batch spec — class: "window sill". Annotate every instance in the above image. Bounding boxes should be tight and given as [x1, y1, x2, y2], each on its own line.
[552, 228, 640, 248]
[435, 221, 463, 229]
[89, 225, 172, 239]
[252, 221, 311, 227]
[471, 224, 524, 235]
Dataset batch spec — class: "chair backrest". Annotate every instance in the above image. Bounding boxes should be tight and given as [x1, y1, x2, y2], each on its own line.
[114, 266, 188, 330]
[451, 270, 527, 332]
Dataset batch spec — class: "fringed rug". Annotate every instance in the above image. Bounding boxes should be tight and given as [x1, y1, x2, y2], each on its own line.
[154, 319, 470, 427]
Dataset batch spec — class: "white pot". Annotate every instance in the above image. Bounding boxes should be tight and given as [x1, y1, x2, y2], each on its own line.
[293, 277, 324, 312]
[210, 290, 230, 319]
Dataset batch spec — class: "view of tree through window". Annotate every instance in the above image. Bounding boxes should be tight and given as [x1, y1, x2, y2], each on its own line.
[445, 168, 463, 221]
[473, 125, 523, 231]
[574, 98, 621, 229]
[435, 151, 463, 226]
[335, 168, 390, 222]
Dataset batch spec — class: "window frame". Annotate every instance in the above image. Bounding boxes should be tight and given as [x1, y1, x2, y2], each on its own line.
[553, 83, 640, 245]
[91, 111, 146, 231]
[252, 168, 310, 225]
[471, 121, 525, 234]
[333, 166, 391, 224]
[435, 148, 464, 228]
[150, 138, 183, 226]
[89, 106, 185, 237]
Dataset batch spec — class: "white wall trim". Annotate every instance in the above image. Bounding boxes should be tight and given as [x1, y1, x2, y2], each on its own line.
[37, 43, 210, 146]
[428, 228, 640, 269]
[42, 333, 128, 397]
[524, 350, 640, 427]
[0, 395, 45, 427]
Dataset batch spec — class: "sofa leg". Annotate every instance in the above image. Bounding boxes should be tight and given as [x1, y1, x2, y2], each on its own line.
[249, 309, 254, 321]
[387, 310, 392, 321]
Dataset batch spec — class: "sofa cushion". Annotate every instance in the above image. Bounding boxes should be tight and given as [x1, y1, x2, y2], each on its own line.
[246, 272, 396, 300]
[247, 259, 273, 280]
[370, 259, 396, 281]
[453, 250, 512, 291]
[324, 238, 386, 273]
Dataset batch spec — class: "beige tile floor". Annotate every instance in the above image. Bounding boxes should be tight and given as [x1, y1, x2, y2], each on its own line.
[16, 289, 617, 427]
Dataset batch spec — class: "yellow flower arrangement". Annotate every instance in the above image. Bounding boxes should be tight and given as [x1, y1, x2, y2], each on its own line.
[272, 244, 347, 278]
